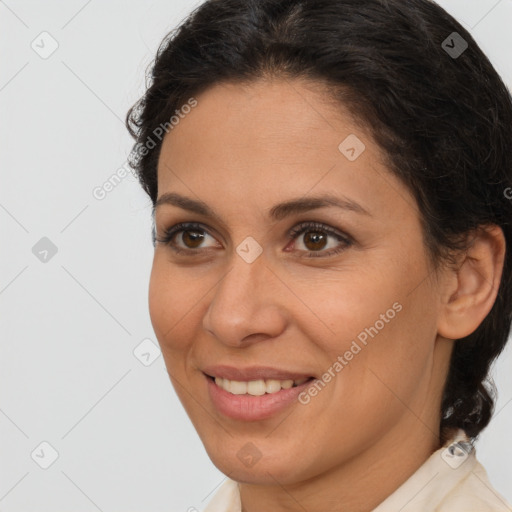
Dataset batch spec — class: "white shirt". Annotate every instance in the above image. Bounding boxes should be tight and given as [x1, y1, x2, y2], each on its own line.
[203, 431, 511, 511]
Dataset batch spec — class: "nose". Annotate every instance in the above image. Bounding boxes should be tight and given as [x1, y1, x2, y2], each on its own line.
[202, 251, 288, 347]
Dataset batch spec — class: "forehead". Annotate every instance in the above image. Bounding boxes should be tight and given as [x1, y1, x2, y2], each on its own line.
[159, 80, 367, 172]
[156, 79, 415, 222]
[161, 79, 367, 152]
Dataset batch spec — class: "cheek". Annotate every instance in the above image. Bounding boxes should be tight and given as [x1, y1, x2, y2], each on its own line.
[148, 255, 199, 357]
[292, 254, 438, 401]
[287, 263, 402, 350]
[325, 289, 438, 428]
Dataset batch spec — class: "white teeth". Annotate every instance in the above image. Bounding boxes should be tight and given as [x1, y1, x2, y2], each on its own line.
[247, 380, 266, 396]
[230, 380, 248, 395]
[265, 379, 283, 393]
[213, 377, 309, 395]
[281, 379, 294, 389]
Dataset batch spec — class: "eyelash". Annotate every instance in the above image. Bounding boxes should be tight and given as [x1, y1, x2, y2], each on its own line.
[155, 221, 353, 258]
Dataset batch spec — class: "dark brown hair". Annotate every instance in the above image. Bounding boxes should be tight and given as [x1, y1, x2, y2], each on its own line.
[126, 0, 512, 440]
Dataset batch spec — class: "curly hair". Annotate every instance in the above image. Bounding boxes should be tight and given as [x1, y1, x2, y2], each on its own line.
[126, 0, 512, 441]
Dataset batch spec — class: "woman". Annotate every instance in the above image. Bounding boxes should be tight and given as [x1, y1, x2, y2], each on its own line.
[126, 0, 512, 510]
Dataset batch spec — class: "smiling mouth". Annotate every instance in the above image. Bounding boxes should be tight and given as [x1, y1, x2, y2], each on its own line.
[205, 374, 315, 396]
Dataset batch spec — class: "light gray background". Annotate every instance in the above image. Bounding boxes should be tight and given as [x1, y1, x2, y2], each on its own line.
[1, 1, 511, 511]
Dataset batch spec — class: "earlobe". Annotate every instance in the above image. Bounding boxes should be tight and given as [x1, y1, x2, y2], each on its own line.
[437, 225, 506, 340]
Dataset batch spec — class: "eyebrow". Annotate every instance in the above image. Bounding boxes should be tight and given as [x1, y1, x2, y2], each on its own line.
[154, 192, 371, 221]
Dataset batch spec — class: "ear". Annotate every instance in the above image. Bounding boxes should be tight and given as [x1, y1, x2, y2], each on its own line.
[437, 225, 506, 340]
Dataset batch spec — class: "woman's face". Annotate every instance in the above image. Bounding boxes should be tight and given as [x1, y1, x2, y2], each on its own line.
[150, 79, 452, 485]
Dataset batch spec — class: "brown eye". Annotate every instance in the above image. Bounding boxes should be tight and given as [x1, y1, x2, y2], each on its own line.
[288, 221, 353, 258]
[181, 230, 205, 248]
[303, 231, 328, 251]
[156, 222, 220, 253]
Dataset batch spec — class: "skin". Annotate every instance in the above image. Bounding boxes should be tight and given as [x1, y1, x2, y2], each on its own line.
[149, 78, 506, 512]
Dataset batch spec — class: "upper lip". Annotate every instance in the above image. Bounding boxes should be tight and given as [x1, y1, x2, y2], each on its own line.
[202, 365, 314, 382]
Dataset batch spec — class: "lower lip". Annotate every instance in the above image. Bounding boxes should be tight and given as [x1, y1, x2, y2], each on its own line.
[205, 374, 315, 421]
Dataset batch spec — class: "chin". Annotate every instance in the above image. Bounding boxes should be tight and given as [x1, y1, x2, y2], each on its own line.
[205, 440, 310, 485]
